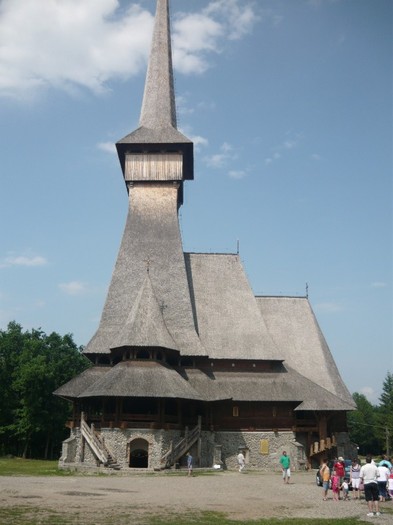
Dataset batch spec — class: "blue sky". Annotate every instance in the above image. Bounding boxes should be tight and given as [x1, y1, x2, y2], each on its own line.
[1, 0, 391, 404]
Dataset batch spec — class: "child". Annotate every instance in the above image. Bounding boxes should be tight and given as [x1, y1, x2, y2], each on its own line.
[186, 452, 193, 477]
[331, 470, 340, 501]
[340, 478, 350, 500]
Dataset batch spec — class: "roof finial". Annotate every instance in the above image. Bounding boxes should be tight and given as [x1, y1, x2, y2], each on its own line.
[306, 282, 309, 298]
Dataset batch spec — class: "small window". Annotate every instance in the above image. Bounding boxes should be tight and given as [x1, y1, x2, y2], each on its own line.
[233, 406, 239, 417]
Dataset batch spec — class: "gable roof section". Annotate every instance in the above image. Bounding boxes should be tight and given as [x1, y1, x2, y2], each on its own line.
[256, 296, 355, 407]
[185, 253, 281, 360]
[111, 272, 178, 350]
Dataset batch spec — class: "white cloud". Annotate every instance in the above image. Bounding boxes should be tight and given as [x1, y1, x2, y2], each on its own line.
[0, 0, 259, 101]
[264, 133, 302, 167]
[0, 0, 153, 100]
[190, 135, 209, 151]
[205, 142, 237, 169]
[59, 281, 88, 296]
[203, 0, 258, 41]
[97, 141, 116, 154]
[359, 386, 378, 403]
[0, 254, 48, 268]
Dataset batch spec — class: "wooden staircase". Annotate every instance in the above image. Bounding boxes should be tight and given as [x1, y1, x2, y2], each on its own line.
[160, 418, 201, 469]
[80, 413, 120, 469]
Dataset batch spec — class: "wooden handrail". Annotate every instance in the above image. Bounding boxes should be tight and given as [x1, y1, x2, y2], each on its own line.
[80, 412, 117, 466]
[160, 418, 201, 468]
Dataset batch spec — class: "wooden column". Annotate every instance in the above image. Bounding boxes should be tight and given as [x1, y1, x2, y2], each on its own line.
[159, 399, 164, 426]
[115, 397, 121, 425]
[318, 413, 328, 441]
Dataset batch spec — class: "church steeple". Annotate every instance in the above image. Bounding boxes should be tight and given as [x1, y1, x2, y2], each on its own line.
[85, 0, 204, 358]
[116, 0, 193, 184]
[139, 0, 177, 129]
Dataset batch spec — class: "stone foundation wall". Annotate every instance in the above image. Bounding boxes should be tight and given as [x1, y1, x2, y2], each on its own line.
[213, 430, 305, 471]
[59, 428, 308, 472]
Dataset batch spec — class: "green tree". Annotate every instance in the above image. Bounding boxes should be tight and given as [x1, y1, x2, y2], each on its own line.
[347, 392, 379, 455]
[0, 322, 89, 459]
[0, 322, 26, 455]
[376, 372, 393, 455]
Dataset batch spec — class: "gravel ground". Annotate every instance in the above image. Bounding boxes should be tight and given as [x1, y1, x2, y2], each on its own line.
[0, 470, 392, 523]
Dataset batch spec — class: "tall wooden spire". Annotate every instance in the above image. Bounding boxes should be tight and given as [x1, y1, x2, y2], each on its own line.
[85, 0, 204, 358]
[116, 0, 193, 183]
[140, 0, 177, 129]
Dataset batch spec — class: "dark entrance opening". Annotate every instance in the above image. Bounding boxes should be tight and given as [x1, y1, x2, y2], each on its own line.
[129, 438, 149, 468]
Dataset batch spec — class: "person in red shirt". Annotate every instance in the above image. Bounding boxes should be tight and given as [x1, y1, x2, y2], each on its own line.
[334, 457, 345, 499]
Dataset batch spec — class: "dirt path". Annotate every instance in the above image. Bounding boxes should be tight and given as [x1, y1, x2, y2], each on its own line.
[0, 471, 391, 523]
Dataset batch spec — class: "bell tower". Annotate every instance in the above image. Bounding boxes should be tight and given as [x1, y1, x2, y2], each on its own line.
[85, 0, 204, 359]
[116, 0, 193, 204]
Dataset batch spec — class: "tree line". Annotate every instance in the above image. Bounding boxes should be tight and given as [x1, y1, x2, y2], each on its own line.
[0, 322, 392, 460]
[347, 372, 393, 457]
[0, 322, 89, 459]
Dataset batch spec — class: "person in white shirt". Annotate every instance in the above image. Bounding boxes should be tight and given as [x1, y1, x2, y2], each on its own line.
[237, 451, 245, 472]
[360, 455, 380, 517]
[377, 463, 390, 501]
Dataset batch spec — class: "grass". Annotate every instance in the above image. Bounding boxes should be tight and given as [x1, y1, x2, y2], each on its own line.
[146, 513, 374, 525]
[0, 507, 376, 525]
[0, 456, 70, 476]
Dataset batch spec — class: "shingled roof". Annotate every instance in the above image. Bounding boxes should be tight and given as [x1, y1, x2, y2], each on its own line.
[256, 296, 355, 407]
[112, 272, 178, 351]
[78, 360, 203, 401]
[53, 366, 105, 400]
[184, 253, 281, 360]
[185, 364, 355, 410]
[84, 185, 206, 357]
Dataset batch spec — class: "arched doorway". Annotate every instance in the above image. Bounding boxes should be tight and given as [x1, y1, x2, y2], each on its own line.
[129, 438, 149, 468]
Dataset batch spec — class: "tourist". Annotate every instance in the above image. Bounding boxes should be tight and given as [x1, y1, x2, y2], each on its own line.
[333, 457, 345, 499]
[350, 458, 362, 500]
[186, 452, 193, 476]
[340, 478, 350, 500]
[360, 455, 380, 517]
[331, 470, 340, 501]
[237, 450, 245, 472]
[279, 450, 291, 484]
[378, 455, 392, 470]
[319, 458, 330, 501]
[376, 461, 389, 501]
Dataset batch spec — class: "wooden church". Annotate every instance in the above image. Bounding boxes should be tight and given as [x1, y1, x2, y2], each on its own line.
[54, 0, 356, 472]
